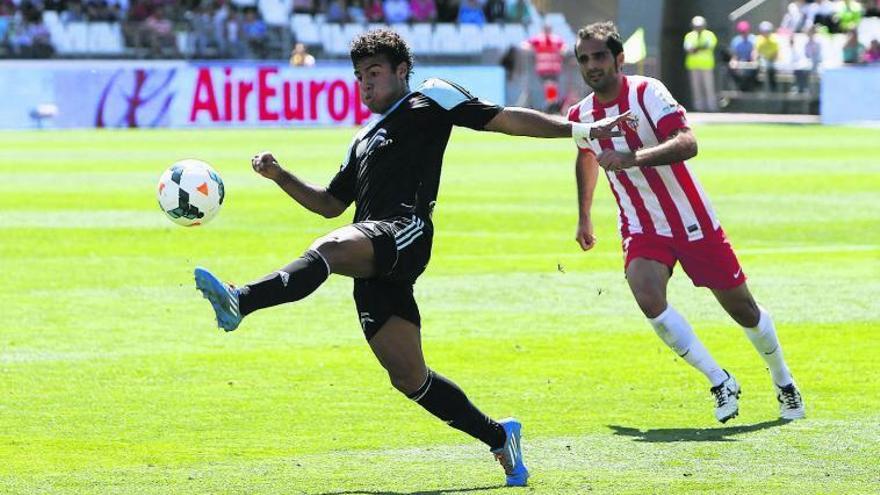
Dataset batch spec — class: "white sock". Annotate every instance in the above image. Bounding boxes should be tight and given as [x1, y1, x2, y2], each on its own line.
[650, 305, 728, 387]
[742, 307, 793, 386]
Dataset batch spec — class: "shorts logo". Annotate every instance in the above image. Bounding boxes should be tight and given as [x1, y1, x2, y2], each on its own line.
[622, 236, 632, 254]
[359, 311, 375, 330]
[733, 268, 742, 279]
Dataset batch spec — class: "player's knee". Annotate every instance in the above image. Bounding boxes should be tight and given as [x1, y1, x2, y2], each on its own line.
[310, 234, 343, 259]
[387, 369, 423, 395]
[730, 303, 760, 328]
[631, 286, 667, 318]
[310, 235, 357, 272]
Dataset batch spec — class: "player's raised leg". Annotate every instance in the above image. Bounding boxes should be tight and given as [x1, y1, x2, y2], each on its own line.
[367, 315, 529, 487]
[627, 257, 741, 422]
[713, 283, 805, 420]
[195, 225, 375, 331]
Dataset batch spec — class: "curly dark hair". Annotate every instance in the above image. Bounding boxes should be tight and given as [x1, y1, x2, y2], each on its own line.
[577, 21, 624, 57]
[350, 28, 414, 82]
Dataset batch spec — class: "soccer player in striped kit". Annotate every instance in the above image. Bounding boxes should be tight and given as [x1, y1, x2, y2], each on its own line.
[567, 21, 805, 423]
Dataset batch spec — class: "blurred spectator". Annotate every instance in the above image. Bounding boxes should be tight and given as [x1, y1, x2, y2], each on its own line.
[814, 0, 840, 32]
[259, 0, 293, 57]
[292, 0, 314, 14]
[504, 0, 529, 23]
[185, 2, 214, 57]
[364, 0, 383, 22]
[347, 0, 366, 23]
[64, 0, 87, 22]
[755, 21, 779, 91]
[144, 8, 178, 57]
[289, 41, 314, 65]
[683, 15, 718, 111]
[868, 0, 880, 16]
[729, 20, 757, 91]
[789, 24, 822, 94]
[242, 8, 268, 58]
[44, 0, 68, 12]
[20, 1, 43, 23]
[226, 9, 247, 57]
[0, 4, 11, 54]
[782, 0, 816, 33]
[28, 20, 55, 57]
[789, 33, 809, 92]
[212, 1, 231, 56]
[837, 0, 864, 32]
[842, 28, 865, 62]
[325, 0, 346, 22]
[436, 0, 458, 23]
[864, 39, 880, 62]
[804, 24, 823, 70]
[484, 0, 503, 23]
[409, 0, 436, 22]
[730, 20, 756, 61]
[457, 0, 484, 25]
[384, 0, 409, 23]
[85, 0, 121, 22]
[10, 14, 55, 58]
[522, 23, 565, 112]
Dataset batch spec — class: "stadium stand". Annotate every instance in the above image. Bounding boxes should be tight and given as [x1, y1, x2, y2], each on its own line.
[0, 0, 576, 61]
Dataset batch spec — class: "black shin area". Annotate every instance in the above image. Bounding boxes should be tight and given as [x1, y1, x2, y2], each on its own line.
[407, 369, 506, 450]
[237, 250, 330, 316]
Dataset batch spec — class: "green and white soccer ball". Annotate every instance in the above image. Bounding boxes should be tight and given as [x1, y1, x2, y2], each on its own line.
[157, 159, 225, 227]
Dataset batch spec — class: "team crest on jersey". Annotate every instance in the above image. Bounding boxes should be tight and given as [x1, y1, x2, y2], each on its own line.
[356, 128, 391, 162]
[625, 115, 640, 133]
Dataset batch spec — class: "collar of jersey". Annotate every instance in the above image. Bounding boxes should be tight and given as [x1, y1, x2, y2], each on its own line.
[359, 90, 415, 137]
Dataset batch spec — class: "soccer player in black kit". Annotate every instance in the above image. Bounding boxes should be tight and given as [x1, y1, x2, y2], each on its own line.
[194, 29, 632, 487]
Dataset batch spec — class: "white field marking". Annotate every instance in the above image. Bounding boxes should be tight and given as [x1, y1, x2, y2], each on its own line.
[0, 211, 168, 229]
[440, 244, 878, 261]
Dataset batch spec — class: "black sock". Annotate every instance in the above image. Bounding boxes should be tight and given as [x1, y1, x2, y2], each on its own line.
[237, 250, 330, 316]
[407, 370, 506, 450]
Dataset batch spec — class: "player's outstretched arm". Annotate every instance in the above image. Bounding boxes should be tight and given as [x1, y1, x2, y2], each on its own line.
[575, 149, 600, 251]
[597, 128, 698, 172]
[633, 127, 698, 167]
[483, 107, 635, 140]
[251, 151, 347, 218]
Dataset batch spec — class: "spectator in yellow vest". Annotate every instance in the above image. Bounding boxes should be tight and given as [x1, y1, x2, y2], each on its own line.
[683, 15, 718, 111]
[756, 21, 780, 91]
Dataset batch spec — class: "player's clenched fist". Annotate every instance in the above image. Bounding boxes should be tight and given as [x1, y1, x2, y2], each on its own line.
[252, 151, 283, 180]
[575, 218, 597, 251]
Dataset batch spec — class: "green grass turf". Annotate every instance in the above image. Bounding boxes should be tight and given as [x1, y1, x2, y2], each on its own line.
[1, 124, 878, 494]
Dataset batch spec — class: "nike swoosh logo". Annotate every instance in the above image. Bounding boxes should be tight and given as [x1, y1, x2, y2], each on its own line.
[733, 269, 742, 279]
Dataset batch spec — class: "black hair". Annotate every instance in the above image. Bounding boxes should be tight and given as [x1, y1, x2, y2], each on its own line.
[350, 28, 414, 82]
[577, 21, 624, 57]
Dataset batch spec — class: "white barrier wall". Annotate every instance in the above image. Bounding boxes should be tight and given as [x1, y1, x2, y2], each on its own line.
[0, 61, 505, 129]
[821, 66, 880, 125]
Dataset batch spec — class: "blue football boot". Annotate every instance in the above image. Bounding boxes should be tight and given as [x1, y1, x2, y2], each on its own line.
[194, 267, 242, 332]
[491, 418, 529, 486]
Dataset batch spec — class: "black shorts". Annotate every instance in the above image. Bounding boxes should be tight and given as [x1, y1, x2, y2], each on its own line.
[351, 215, 433, 340]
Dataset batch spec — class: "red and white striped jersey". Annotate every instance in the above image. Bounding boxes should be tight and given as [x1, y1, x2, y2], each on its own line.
[567, 75, 721, 242]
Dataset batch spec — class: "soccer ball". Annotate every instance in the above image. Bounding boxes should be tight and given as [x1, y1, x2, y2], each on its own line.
[157, 159, 225, 227]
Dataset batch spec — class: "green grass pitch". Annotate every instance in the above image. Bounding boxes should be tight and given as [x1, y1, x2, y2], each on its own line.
[1, 124, 878, 494]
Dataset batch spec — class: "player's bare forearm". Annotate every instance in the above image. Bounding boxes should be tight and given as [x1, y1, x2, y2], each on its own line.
[253, 151, 346, 218]
[575, 151, 599, 220]
[634, 128, 698, 167]
[273, 169, 347, 218]
[485, 107, 635, 141]
[484, 107, 571, 137]
[575, 151, 600, 251]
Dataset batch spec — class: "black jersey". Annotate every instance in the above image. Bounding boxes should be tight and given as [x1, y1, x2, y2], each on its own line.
[326, 78, 502, 223]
